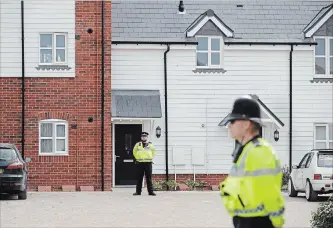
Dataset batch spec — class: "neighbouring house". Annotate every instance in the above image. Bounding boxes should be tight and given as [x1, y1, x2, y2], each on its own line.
[111, 0, 333, 187]
[0, 0, 112, 191]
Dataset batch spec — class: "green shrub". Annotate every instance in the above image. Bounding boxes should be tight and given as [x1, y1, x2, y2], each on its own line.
[152, 180, 167, 191]
[152, 180, 179, 191]
[281, 164, 290, 190]
[183, 179, 209, 190]
[310, 195, 333, 228]
[196, 180, 209, 188]
[165, 180, 178, 190]
[281, 164, 290, 186]
[183, 179, 197, 190]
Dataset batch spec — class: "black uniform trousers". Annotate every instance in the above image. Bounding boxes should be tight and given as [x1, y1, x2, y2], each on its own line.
[135, 162, 154, 194]
[233, 216, 274, 228]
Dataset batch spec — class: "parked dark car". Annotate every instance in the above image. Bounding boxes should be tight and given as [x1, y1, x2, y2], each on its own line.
[0, 143, 31, 200]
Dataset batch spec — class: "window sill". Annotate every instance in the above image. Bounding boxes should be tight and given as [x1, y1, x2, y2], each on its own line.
[36, 65, 72, 71]
[193, 68, 227, 73]
[38, 153, 69, 156]
[310, 77, 333, 83]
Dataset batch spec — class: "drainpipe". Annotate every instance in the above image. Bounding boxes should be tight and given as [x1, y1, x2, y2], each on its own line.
[164, 44, 170, 187]
[21, 0, 25, 158]
[101, 0, 105, 191]
[289, 44, 293, 172]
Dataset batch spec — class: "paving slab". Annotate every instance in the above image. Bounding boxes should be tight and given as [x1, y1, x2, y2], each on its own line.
[0, 189, 328, 228]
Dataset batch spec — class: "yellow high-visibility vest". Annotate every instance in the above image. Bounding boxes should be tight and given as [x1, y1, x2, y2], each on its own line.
[219, 138, 285, 228]
[133, 142, 156, 162]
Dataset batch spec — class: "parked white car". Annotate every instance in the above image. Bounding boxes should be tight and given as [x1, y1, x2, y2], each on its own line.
[288, 149, 333, 201]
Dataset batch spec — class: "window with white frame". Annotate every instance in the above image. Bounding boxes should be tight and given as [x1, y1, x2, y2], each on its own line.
[314, 37, 333, 76]
[314, 123, 333, 149]
[196, 36, 222, 68]
[39, 33, 67, 65]
[39, 120, 68, 155]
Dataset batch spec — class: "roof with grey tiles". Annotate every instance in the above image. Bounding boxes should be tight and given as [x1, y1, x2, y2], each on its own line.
[112, 90, 162, 118]
[112, 0, 332, 43]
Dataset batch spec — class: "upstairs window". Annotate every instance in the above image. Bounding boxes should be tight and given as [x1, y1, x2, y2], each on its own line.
[39, 33, 68, 65]
[314, 37, 333, 76]
[196, 36, 222, 68]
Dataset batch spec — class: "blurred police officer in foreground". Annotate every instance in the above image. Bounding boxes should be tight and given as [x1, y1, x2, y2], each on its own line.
[133, 132, 156, 196]
[219, 95, 285, 228]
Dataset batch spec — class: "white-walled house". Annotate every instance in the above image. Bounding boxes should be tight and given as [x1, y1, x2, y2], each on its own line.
[111, 0, 333, 186]
[0, 0, 75, 78]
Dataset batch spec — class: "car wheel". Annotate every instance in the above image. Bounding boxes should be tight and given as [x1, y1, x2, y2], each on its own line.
[305, 180, 317, 202]
[18, 190, 27, 200]
[288, 178, 298, 197]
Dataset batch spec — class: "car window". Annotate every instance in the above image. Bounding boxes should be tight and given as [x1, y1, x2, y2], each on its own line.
[299, 153, 309, 168]
[305, 152, 314, 168]
[317, 152, 333, 168]
[0, 148, 17, 161]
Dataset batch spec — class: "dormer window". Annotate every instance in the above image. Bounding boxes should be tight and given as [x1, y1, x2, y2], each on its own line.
[196, 36, 222, 68]
[303, 4, 333, 80]
[186, 9, 233, 72]
[314, 37, 333, 76]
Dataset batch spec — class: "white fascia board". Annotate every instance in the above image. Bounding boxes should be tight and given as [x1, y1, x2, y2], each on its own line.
[210, 17, 233, 38]
[112, 44, 196, 50]
[111, 117, 161, 121]
[224, 45, 314, 51]
[258, 104, 284, 129]
[305, 8, 333, 38]
[186, 15, 233, 38]
[187, 17, 209, 37]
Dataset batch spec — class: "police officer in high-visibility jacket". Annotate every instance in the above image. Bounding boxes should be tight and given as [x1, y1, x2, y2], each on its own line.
[219, 96, 285, 228]
[133, 132, 156, 196]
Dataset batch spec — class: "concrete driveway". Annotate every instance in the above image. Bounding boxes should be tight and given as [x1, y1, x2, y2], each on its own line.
[0, 189, 328, 228]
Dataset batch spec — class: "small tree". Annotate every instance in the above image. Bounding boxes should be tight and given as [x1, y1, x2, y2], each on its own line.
[310, 195, 333, 228]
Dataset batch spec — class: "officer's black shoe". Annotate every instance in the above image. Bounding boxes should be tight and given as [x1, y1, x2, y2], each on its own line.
[148, 192, 156, 196]
[133, 192, 141, 196]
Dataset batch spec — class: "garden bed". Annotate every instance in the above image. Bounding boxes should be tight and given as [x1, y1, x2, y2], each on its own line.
[153, 179, 212, 191]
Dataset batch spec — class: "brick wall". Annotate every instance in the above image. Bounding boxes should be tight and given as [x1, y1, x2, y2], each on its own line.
[152, 174, 227, 186]
[0, 1, 112, 191]
[0, 79, 22, 146]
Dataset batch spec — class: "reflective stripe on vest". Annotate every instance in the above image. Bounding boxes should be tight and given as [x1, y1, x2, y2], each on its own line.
[270, 207, 285, 217]
[229, 141, 281, 177]
[136, 159, 153, 162]
[232, 204, 265, 215]
[230, 204, 285, 216]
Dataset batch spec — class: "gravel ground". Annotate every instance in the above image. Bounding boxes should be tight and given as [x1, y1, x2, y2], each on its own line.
[0, 189, 329, 228]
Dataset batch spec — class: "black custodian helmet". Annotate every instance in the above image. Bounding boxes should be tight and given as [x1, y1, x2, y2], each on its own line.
[220, 95, 264, 127]
[141, 132, 149, 136]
